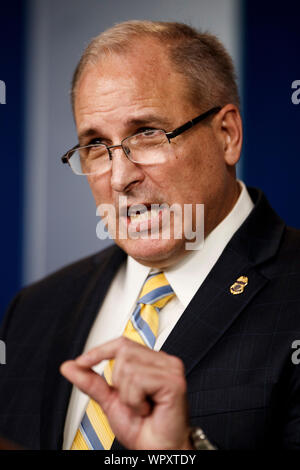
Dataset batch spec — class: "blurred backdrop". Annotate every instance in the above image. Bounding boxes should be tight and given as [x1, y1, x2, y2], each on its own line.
[0, 0, 299, 320]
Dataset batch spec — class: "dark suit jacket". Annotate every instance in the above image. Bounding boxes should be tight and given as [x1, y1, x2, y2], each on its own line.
[1, 187, 300, 450]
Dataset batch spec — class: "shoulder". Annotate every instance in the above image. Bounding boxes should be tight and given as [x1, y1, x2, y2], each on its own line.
[1, 244, 125, 335]
[281, 225, 300, 252]
[264, 225, 300, 277]
[256, 225, 300, 328]
[22, 243, 122, 296]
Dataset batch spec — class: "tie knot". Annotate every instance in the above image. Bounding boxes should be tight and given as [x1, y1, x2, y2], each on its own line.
[138, 272, 175, 310]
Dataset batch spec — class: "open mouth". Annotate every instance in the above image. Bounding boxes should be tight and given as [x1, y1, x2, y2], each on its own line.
[126, 204, 166, 233]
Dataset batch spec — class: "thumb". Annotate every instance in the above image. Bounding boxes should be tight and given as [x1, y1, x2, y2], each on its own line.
[60, 360, 112, 410]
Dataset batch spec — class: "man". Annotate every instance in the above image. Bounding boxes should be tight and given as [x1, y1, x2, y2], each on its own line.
[1, 20, 300, 450]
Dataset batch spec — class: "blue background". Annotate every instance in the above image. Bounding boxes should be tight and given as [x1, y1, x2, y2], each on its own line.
[0, 1, 25, 319]
[243, 0, 300, 227]
[0, 0, 299, 321]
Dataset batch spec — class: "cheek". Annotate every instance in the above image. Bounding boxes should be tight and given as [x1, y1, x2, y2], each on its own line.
[164, 148, 204, 197]
[165, 146, 223, 204]
[87, 174, 113, 205]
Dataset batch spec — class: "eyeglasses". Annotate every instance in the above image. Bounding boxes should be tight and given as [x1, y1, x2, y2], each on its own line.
[61, 106, 221, 176]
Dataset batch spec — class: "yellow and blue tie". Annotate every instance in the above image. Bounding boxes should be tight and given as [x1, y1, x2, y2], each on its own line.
[71, 271, 175, 450]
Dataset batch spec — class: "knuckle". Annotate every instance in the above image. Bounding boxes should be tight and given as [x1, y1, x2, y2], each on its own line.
[114, 360, 134, 387]
[111, 365, 119, 386]
[131, 369, 142, 386]
[118, 337, 133, 355]
[168, 374, 187, 396]
[86, 375, 100, 396]
[177, 375, 188, 394]
[118, 336, 128, 349]
[112, 360, 124, 383]
[169, 355, 185, 373]
[122, 361, 133, 377]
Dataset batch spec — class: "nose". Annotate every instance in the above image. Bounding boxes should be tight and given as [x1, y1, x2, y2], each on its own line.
[110, 146, 144, 193]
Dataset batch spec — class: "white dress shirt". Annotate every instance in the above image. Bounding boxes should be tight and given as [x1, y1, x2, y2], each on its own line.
[63, 180, 254, 449]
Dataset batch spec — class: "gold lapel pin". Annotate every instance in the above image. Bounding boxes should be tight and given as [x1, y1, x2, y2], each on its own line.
[230, 276, 248, 295]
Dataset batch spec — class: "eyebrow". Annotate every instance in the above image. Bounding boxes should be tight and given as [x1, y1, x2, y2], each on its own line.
[78, 114, 172, 144]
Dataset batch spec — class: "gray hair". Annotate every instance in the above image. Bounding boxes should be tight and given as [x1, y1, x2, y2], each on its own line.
[71, 20, 240, 112]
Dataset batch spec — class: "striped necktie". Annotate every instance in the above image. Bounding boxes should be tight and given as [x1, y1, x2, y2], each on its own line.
[71, 271, 175, 450]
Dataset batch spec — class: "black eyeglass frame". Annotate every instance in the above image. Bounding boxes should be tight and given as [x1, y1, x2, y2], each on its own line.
[61, 106, 221, 166]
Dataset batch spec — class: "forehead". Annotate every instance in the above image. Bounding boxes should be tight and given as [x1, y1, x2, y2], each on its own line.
[74, 40, 190, 125]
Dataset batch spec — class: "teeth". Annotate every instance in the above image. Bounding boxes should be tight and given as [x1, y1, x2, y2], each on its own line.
[129, 208, 161, 222]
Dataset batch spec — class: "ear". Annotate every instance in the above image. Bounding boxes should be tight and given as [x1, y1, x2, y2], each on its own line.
[214, 104, 243, 166]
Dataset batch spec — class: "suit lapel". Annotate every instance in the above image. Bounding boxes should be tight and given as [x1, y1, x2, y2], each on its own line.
[113, 188, 286, 450]
[40, 244, 126, 449]
[111, 258, 268, 450]
[43, 187, 285, 450]
[161, 250, 267, 375]
[162, 187, 285, 376]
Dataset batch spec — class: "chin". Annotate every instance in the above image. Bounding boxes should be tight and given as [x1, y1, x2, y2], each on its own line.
[116, 237, 184, 267]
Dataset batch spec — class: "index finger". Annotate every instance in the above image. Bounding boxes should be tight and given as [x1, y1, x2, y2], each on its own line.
[75, 337, 145, 367]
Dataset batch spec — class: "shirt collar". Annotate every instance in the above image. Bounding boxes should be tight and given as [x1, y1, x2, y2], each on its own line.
[125, 181, 254, 308]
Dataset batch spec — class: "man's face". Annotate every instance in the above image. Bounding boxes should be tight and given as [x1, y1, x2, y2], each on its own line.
[74, 41, 239, 268]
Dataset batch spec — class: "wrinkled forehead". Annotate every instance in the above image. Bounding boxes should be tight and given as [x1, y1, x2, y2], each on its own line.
[74, 39, 190, 113]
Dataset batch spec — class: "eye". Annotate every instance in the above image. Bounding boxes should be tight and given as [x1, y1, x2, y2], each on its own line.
[87, 138, 105, 146]
[137, 128, 160, 137]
